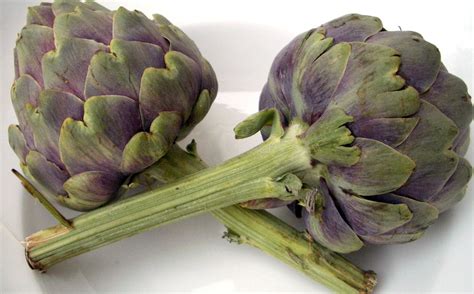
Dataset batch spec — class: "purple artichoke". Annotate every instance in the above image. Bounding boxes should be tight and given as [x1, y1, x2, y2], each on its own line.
[8, 0, 217, 210]
[255, 14, 472, 253]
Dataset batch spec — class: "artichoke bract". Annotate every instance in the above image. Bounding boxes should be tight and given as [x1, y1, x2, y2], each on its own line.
[254, 14, 472, 253]
[8, 0, 217, 210]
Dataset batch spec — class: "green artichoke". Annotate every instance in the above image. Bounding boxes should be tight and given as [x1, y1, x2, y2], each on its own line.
[8, 0, 217, 210]
[254, 14, 472, 253]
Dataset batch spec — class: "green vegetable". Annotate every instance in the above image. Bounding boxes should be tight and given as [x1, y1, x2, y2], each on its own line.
[254, 14, 472, 253]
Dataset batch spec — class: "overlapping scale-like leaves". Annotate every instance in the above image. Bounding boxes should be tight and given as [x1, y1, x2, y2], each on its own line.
[257, 14, 471, 252]
[9, 0, 217, 210]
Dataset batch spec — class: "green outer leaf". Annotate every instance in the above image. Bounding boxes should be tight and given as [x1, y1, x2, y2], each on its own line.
[63, 171, 123, 211]
[396, 100, 459, 198]
[8, 125, 29, 163]
[304, 188, 364, 253]
[53, 4, 112, 43]
[59, 95, 141, 175]
[330, 138, 415, 196]
[177, 89, 212, 140]
[305, 107, 359, 166]
[234, 108, 285, 139]
[121, 111, 182, 173]
[429, 158, 472, 212]
[42, 37, 107, 100]
[364, 86, 420, 119]
[328, 42, 405, 118]
[138, 51, 200, 130]
[330, 187, 413, 236]
[361, 193, 438, 244]
[291, 33, 333, 118]
[84, 39, 165, 100]
[15, 24, 54, 87]
[299, 42, 350, 122]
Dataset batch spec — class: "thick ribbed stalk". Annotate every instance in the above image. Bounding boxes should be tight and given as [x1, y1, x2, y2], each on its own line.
[134, 144, 376, 293]
[214, 207, 376, 293]
[25, 128, 311, 270]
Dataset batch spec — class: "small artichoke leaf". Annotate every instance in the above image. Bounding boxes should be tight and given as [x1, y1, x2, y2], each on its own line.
[10, 75, 42, 149]
[85, 39, 165, 100]
[27, 3, 54, 27]
[396, 100, 459, 200]
[329, 138, 415, 196]
[429, 158, 472, 212]
[421, 70, 471, 132]
[63, 171, 124, 210]
[42, 37, 107, 100]
[303, 180, 364, 254]
[121, 111, 182, 174]
[349, 117, 419, 147]
[16, 24, 54, 88]
[159, 24, 202, 64]
[26, 151, 69, 197]
[454, 128, 470, 156]
[305, 107, 359, 167]
[259, 84, 289, 140]
[8, 125, 29, 164]
[234, 108, 285, 139]
[138, 51, 201, 130]
[53, 4, 113, 44]
[298, 42, 350, 124]
[328, 183, 413, 236]
[367, 31, 441, 94]
[27, 89, 84, 169]
[59, 95, 142, 175]
[113, 7, 169, 50]
[321, 14, 383, 43]
[177, 89, 211, 140]
[263, 31, 333, 122]
[152, 14, 172, 26]
[360, 193, 439, 244]
[328, 42, 406, 120]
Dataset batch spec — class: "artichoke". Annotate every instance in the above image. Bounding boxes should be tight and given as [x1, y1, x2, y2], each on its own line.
[8, 0, 217, 211]
[254, 14, 472, 253]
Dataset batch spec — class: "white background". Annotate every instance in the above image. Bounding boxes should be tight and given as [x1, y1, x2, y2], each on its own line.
[1, 0, 472, 293]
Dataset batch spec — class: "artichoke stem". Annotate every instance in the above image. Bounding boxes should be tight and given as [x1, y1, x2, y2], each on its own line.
[214, 206, 376, 293]
[25, 129, 311, 269]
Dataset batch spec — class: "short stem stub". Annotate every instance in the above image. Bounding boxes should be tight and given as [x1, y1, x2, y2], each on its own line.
[213, 206, 376, 293]
[12, 169, 73, 229]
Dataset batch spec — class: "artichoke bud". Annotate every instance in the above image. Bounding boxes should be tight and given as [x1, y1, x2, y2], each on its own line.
[256, 14, 472, 252]
[9, 0, 217, 211]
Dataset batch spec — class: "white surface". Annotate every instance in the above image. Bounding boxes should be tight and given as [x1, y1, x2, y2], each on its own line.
[1, 0, 473, 293]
